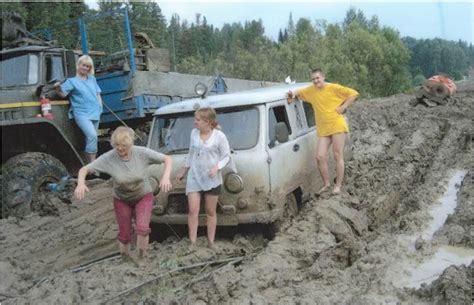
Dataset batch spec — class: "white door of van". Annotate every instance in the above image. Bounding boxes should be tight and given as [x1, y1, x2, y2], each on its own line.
[266, 102, 308, 204]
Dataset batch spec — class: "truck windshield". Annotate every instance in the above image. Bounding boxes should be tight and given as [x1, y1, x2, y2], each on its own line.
[1, 54, 39, 87]
[150, 107, 259, 154]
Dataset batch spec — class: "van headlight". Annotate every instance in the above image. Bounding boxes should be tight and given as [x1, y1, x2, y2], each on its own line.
[224, 172, 243, 193]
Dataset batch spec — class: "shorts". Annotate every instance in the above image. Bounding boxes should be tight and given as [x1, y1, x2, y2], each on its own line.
[200, 185, 221, 196]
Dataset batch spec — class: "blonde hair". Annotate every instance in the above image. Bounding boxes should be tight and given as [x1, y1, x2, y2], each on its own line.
[111, 126, 134, 147]
[77, 55, 95, 76]
[195, 107, 218, 128]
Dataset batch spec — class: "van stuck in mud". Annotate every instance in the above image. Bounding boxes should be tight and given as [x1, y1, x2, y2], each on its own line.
[147, 83, 351, 226]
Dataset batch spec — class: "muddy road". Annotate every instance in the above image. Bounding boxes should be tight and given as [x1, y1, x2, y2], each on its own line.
[1, 81, 473, 304]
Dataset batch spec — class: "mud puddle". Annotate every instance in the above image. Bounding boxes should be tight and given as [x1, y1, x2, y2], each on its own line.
[419, 170, 467, 241]
[402, 245, 474, 288]
[389, 170, 473, 289]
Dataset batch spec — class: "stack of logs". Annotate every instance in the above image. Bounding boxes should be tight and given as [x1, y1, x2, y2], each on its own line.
[412, 75, 457, 107]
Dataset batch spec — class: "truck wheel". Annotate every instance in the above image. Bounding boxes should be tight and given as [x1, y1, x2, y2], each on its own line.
[1, 152, 68, 218]
[430, 83, 449, 99]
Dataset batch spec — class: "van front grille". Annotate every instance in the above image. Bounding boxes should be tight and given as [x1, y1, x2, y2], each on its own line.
[167, 194, 188, 214]
[166, 193, 223, 215]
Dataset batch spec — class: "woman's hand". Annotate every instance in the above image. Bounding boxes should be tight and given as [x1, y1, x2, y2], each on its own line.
[160, 176, 172, 193]
[54, 82, 66, 98]
[287, 90, 295, 104]
[74, 183, 89, 200]
[175, 167, 188, 182]
[74, 166, 90, 200]
[336, 105, 346, 114]
[208, 164, 219, 178]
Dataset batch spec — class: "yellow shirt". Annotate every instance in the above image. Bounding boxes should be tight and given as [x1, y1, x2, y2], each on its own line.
[298, 83, 358, 137]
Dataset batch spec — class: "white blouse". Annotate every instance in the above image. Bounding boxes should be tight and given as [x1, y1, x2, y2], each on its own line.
[185, 128, 231, 194]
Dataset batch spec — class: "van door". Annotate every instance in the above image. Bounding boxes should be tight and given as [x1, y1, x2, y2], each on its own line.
[295, 99, 320, 190]
[266, 101, 307, 201]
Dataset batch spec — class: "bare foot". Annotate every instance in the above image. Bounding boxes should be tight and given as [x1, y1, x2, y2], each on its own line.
[188, 242, 197, 253]
[316, 185, 331, 195]
[121, 253, 138, 266]
[207, 240, 217, 251]
[332, 185, 341, 194]
[138, 249, 147, 259]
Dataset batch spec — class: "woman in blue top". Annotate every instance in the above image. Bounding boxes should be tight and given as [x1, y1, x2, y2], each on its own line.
[54, 55, 103, 163]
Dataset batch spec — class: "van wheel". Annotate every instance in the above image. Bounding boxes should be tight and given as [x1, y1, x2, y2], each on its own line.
[1, 153, 68, 218]
[265, 193, 299, 238]
[283, 193, 298, 219]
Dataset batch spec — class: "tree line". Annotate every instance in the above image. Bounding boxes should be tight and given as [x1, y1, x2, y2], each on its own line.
[2, 1, 472, 97]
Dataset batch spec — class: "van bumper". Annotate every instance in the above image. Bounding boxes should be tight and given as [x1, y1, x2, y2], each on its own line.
[151, 209, 281, 226]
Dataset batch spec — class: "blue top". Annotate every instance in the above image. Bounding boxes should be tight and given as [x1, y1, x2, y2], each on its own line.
[61, 75, 103, 120]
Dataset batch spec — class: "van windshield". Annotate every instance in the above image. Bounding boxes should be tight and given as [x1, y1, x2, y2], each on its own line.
[149, 107, 259, 154]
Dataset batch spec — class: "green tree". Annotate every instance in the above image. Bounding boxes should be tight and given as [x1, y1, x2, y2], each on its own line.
[403, 37, 471, 80]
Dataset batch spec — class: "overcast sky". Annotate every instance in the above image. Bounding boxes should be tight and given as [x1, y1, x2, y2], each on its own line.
[85, 1, 473, 44]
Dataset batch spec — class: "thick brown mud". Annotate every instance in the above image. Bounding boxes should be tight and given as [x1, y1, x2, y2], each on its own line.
[1, 81, 472, 304]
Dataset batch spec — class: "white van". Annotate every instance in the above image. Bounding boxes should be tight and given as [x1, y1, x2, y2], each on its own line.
[148, 83, 328, 226]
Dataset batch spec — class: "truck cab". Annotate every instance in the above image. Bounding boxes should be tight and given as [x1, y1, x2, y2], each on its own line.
[0, 45, 86, 217]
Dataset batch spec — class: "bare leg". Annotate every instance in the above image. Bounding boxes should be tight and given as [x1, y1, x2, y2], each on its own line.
[316, 136, 332, 193]
[204, 194, 218, 245]
[87, 153, 96, 163]
[331, 133, 346, 193]
[119, 241, 130, 256]
[137, 235, 149, 258]
[187, 192, 201, 244]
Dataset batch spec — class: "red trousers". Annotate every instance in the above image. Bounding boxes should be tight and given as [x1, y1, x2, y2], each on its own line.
[113, 193, 153, 244]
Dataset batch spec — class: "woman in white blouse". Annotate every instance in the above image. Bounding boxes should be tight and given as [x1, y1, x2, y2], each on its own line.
[176, 107, 231, 250]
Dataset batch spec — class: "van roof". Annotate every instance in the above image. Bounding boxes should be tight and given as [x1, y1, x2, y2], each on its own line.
[153, 82, 311, 116]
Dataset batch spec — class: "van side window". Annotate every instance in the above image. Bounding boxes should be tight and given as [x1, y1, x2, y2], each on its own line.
[302, 101, 315, 127]
[268, 106, 292, 147]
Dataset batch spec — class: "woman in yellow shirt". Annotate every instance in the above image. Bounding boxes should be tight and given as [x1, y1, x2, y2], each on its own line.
[288, 68, 358, 194]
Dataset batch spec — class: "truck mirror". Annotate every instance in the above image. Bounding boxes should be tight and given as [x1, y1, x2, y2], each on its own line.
[275, 122, 289, 143]
[65, 51, 76, 77]
[35, 85, 44, 98]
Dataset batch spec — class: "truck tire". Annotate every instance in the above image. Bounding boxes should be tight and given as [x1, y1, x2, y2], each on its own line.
[1, 152, 68, 218]
[430, 83, 449, 100]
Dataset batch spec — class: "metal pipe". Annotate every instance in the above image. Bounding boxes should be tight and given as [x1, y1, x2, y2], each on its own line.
[79, 17, 89, 55]
[123, 8, 136, 75]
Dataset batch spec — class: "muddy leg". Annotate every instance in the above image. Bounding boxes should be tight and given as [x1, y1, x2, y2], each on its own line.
[331, 133, 346, 193]
[136, 235, 149, 258]
[187, 192, 201, 244]
[87, 153, 96, 163]
[204, 194, 218, 245]
[119, 242, 130, 256]
[316, 136, 332, 192]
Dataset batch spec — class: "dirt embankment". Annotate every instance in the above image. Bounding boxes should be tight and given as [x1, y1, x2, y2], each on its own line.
[1, 82, 472, 304]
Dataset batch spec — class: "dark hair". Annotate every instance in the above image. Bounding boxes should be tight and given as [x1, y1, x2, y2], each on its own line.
[311, 68, 324, 75]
